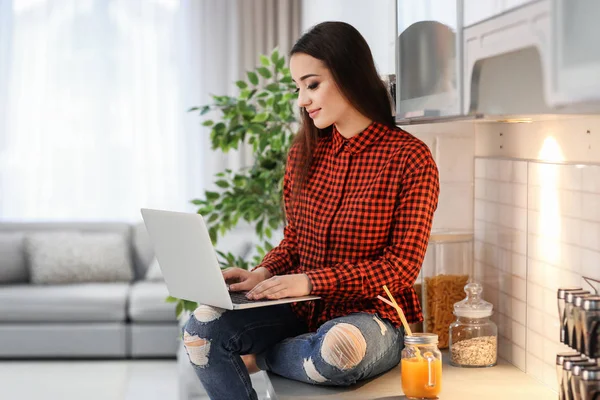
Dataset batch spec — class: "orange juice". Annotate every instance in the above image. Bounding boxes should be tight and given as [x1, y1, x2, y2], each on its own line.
[401, 357, 442, 399]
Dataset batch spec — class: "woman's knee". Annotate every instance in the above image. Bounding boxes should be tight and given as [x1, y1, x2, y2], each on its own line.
[182, 305, 228, 367]
[304, 323, 368, 385]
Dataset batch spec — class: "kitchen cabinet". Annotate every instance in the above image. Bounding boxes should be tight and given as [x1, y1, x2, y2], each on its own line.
[463, 0, 537, 27]
[395, 0, 462, 122]
[396, 0, 600, 122]
[463, 0, 600, 116]
[553, 0, 600, 107]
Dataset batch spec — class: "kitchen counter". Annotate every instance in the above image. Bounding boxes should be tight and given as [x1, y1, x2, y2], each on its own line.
[266, 354, 556, 400]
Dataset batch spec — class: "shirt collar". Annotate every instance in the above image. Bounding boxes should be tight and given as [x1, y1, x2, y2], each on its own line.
[331, 121, 388, 155]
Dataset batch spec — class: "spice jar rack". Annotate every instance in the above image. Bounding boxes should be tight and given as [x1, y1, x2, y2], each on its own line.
[556, 277, 600, 400]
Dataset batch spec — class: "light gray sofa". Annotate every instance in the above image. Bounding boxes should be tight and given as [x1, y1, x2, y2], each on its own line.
[0, 220, 253, 359]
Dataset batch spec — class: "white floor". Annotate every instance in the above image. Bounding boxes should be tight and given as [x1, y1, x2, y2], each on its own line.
[0, 360, 180, 400]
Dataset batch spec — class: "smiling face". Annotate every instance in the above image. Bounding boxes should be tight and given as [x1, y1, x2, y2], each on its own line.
[289, 53, 354, 130]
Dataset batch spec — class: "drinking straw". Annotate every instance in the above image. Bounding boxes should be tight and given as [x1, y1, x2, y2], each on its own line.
[381, 285, 413, 337]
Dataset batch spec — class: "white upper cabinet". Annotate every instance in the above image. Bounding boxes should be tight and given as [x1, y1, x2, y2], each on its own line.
[553, 0, 600, 107]
[462, 0, 600, 116]
[396, 0, 600, 121]
[464, 0, 537, 27]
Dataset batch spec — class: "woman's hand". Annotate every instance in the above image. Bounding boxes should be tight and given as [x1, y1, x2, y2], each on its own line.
[222, 267, 272, 292]
[246, 274, 313, 300]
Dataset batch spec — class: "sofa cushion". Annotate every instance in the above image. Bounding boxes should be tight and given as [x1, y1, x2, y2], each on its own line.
[132, 222, 155, 280]
[128, 281, 176, 322]
[0, 233, 28, 283]
[0, 283, 129, 322]
[26, 232, 134, 284]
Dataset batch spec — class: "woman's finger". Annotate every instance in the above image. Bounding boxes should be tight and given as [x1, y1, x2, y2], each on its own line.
[253, 283, 286, 299]
[247, 278, 280, 298]
[265, 288, 288, 300]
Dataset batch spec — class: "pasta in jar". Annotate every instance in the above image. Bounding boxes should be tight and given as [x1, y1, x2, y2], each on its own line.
[424, 274, 469, 348]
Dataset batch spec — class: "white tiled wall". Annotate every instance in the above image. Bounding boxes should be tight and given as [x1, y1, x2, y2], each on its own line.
[474, 158, 529, 371]
[406, 122, 476, 231]
[475, 158, 600, 391]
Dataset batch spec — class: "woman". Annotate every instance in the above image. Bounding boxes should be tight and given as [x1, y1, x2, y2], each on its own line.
[183, 21, 439, 400]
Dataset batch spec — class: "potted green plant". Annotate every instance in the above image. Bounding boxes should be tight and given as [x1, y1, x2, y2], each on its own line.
[167, 49, 299, 318]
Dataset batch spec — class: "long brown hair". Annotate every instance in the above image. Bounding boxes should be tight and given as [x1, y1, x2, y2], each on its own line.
[290, 21, 395, 203]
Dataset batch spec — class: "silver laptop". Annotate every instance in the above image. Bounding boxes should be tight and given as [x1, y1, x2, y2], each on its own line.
[140, 208, 320, 310]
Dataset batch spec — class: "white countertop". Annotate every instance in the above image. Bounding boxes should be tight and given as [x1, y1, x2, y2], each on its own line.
[266, 354, 557, 400]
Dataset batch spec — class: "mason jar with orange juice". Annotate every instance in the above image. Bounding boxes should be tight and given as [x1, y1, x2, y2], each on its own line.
[401, 333, 442, 399]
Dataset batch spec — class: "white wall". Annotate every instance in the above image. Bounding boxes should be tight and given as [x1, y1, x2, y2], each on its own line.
[472, 116, 600, 389]
[301, 0, 396, 74]
[406, 122, 476, 232]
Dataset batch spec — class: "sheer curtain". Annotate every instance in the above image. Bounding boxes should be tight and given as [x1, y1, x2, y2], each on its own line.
[186, 0, 301, 185]
[0, 0, 301, 222]
[0, 0, 204, 221]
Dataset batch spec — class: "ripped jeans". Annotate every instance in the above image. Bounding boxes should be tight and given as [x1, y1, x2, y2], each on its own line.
[182, 303, 404, 400]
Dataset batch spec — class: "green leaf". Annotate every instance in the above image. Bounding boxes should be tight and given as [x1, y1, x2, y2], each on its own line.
[188, 107, 199, 112]
[265, 83, 280, 92]
[247, 71, 259, 85]
[252, 113, 269, 123]
[236, 80, 248, 89]
[215, 180, 229, 188]
[205, 191, 219, 201]
[271, 136, 282, 151]
[257, 67, 272, 79]
[183, 300, 197, 312]
[255, 219, 264, 236]
[165, 296, 178, 303]
[208, 227, 218, 244]
[270, 49, 280, 64]
[275, 57, 285, 70]
[240, 89, 251, 99]
[200, 106, 211, 115]
[260, 55, 271, 67]
[233, 175, 246, 187]
[202, 120, 214, 127]
[175, 302, 183, 318]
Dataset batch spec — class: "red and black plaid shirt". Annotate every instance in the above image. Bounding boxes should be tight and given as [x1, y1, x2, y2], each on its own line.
[256, 121, 439, 331]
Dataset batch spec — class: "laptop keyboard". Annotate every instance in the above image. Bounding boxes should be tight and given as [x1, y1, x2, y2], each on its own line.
[229, 291, 269, 304]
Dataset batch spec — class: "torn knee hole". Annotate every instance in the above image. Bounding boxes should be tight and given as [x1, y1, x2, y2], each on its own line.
[303, 357, 328, 383]
[183, 331, 210, 366]
[193, 305, 224, 322]
[321, 323, 367, 370]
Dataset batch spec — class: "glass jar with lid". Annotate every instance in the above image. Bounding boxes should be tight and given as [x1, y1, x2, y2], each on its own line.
[558, 288, 583, 343]
[572, 365, 600, 400]
[401, 333, 442, 399]
[581, 296, 600, 358]
[417, 231, 473, 348]
[563, 359, 597, 400]
[449, 282, 498, 367]
[556, 352, 585, 400]
[580, 367, 600, 400]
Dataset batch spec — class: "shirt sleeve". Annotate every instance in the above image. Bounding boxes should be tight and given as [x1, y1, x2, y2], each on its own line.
[305, 148, 440, 301]
[252, 147, 299, 277]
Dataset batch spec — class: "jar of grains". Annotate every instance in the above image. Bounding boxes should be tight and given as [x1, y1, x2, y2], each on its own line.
[449, 282, 498, 368]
